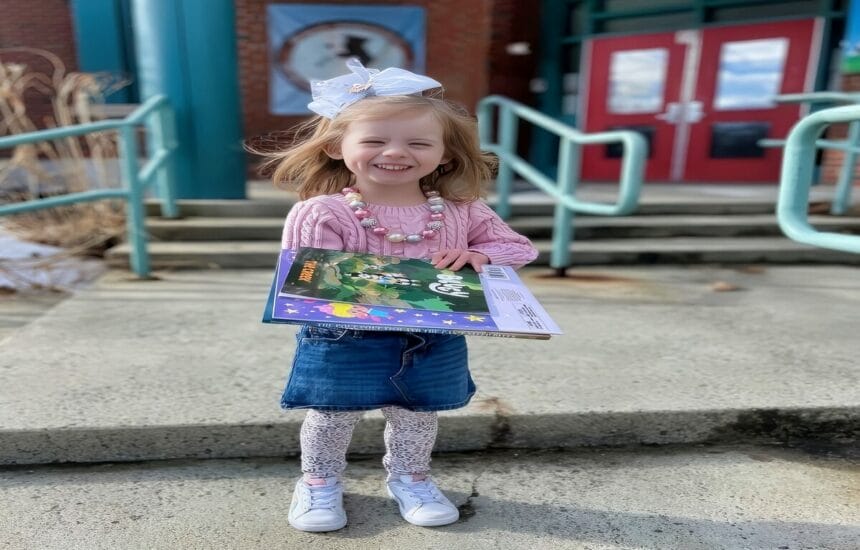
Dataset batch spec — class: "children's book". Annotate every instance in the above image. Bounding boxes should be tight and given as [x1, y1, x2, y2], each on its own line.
[281, 247, 489, 313]
[262, 247, 562, 339]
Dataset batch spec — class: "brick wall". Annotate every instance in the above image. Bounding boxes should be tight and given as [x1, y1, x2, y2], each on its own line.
[0, 0, 78, 130]
[820, 73, 860, 186]
[235, 0, 509, 142]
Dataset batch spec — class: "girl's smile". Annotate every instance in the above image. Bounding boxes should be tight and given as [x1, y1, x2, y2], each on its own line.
[374, 163, 412, 171]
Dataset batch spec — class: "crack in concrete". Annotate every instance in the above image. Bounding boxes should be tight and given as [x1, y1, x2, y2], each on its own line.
[457, 469, 486, 522]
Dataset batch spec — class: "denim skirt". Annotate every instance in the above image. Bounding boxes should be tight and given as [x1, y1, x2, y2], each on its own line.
[280, 325, 475, 412]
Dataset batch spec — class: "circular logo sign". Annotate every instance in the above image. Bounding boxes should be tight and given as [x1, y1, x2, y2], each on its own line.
[278, 21, 414, 91]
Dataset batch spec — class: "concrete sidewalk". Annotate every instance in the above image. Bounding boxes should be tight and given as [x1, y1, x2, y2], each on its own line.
[0, 264, 858, 465]
[2, 446, 857, 550]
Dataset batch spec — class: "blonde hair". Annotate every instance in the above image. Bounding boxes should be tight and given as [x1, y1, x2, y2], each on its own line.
[261, 95, 496, 201]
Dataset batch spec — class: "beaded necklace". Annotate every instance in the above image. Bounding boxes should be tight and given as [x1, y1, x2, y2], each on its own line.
[342, 186, 444, 243]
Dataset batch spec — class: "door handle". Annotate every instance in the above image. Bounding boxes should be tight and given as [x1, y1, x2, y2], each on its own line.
[686, 101, 704, 123]
[656, 102, 681, 123]
[656, 101, 705, 123]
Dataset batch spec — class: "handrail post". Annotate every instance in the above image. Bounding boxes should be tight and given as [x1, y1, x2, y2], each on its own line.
[618, 132, 647, 213]
[495, 104, 518, 220]
[477, 99, 493, 149]
[778, 116, 819, 238]
[551, 137, 579, 274]
[118, 124, 151, 277]
[832, 120, 859, 215]
[152, 105, 179, 218]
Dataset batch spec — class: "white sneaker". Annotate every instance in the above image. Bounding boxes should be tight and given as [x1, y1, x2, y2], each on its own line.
[288, 477, 347, 532]
[386, 475, 460, 527]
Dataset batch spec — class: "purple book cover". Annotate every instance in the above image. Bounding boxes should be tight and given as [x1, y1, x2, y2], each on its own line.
[263, 248, 561, 339]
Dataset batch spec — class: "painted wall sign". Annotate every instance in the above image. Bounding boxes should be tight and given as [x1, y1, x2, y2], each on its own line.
[267, 4, 426, 115]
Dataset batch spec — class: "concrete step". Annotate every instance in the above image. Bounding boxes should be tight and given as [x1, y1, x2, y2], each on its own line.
[106, 236, 860, 269]
[144, 214, 860, 241]
[534, 236, 860, 265]
[3, 447, 858, 549]
[145, 196, 785, 218]
[1, 267, 858, 466]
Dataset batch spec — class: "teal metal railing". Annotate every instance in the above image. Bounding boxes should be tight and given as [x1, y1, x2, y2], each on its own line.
[777, 102, 860, 253]
[759, 92, 860, 215]
[477, 95, 647, 272]
[0, 95, 179, 277]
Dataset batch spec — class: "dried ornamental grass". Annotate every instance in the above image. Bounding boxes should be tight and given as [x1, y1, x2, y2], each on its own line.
[0, 48, 131, 255]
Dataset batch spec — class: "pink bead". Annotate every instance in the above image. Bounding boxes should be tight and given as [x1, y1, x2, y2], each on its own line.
[372, 226, 389, 235]
[430, 212, 444, 221]
[355, 209, 370, 219]
[341, 187, 357, 195]
[421, 230, 437, 239]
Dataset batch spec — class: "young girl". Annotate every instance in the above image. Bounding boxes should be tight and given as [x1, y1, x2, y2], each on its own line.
[270, 59, 537, 532]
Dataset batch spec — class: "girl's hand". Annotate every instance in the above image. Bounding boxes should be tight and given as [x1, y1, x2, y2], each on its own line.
[431, 249, 490, 272]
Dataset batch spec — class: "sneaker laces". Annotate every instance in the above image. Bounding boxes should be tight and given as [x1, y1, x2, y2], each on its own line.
[306, 483, 339, 509]
[406, 480, 445, 504]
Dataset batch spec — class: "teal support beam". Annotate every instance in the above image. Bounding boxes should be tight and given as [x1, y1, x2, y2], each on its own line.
[532, 0, 567, 175]
[131, 0, 246, 199]
[69, 0, 136, 103]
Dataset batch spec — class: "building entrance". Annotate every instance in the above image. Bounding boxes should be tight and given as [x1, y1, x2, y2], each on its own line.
[579, 18, 822, 182]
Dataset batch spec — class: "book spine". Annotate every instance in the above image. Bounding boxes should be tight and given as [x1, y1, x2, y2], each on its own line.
[263, 319, 542, 338]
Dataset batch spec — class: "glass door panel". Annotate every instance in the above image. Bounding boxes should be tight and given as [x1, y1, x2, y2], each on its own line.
[581, 33, 687, 181]
[684, 19, 820, 181]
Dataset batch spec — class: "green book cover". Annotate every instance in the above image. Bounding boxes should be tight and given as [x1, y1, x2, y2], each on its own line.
[281, 247, 490, 313]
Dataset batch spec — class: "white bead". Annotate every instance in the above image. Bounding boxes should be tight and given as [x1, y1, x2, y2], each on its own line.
[428, 196, 444, 205]
[344, 192, 362, 202]
[405, 234, 423, 243]
[387, 232, 406, 242]
[429, 204, 444, 213]
[349, 200, 366, 209]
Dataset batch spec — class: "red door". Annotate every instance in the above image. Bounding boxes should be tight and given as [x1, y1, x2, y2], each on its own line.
[580, 19, 822, 182]
[580, 32, 687, 181]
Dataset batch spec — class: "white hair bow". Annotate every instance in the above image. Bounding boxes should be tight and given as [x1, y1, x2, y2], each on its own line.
[308, 58, 442, 119]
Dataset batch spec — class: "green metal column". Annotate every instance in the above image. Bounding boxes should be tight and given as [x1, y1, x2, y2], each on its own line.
[532, 0, 568, 175]
[131, 0, 246, 199]
[70, 0, 136, 103]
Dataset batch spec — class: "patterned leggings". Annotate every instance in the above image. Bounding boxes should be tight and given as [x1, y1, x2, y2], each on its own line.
[300, 407, 438, 479]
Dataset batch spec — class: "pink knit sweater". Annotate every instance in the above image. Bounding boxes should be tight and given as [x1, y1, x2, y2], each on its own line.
[281, 194, 538, 268]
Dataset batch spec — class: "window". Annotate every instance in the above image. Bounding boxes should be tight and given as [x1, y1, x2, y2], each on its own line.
[714, 38, 788, 110]
[608, 48, 669, 114]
